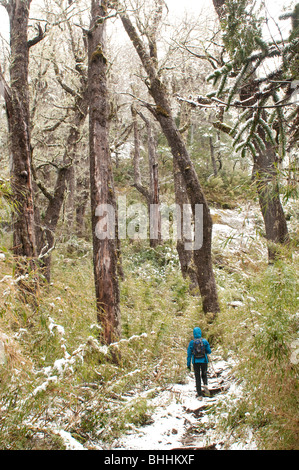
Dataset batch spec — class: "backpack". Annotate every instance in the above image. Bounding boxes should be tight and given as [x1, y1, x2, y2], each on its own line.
[192, 338, 206, 359]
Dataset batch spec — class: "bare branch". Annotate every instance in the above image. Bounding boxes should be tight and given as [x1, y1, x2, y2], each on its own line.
[32, 164, 54, 201]
[177, 92, 297, 111]
[43, 114, 68, 132]
[28, 23, 47, 49]
[52, 60, 78, 97]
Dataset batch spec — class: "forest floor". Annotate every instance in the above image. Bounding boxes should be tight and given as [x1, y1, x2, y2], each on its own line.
[109, 200, 296, 452]
[1, 198, 297, 451]
[108, 204, 260, 451]
[112, 350, 257, 451]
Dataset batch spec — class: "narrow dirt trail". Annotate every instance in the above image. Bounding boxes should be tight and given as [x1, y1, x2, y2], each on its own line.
[113, 351, 257, 450]
[112, 206, 264, 451]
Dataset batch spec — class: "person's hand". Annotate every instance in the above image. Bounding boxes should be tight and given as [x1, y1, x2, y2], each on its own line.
[187, 365, 191, 371]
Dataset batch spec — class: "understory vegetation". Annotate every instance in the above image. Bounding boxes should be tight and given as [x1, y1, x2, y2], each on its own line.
[0, 0, 298, 453]
[0, 171, 298, 450]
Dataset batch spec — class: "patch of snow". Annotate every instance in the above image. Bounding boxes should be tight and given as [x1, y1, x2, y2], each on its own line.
[32, 376, 58, 396]
[48, 317, 65, 336]
[211, 205, 266, 256]
[52, 430, 87, 450]
[53, 357, 73, 375]
[227, 301, 245, 308]
[113, 354, 256, 451]
[0, 275, 12, 283]
[110, 333, 148, 348]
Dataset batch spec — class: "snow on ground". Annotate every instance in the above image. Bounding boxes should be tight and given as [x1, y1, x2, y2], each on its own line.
[52, 430, 87, 450]
[211, 204, 266, 255]
[111, 206, 268, 451]
[113, 353, 257, 450]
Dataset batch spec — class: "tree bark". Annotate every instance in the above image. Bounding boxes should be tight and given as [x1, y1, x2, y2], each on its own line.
[131, 105, 151, 201]
[2, 0, 38, 297]
[88, 0, 121, 343]
[6, 1, 36, 258]
[138, 111, 161, 247]
[239, 82, 289, 261]
[75, 162, 90, 238]
[173, 158, 198, 291]
[34, 86, 89, 282]
[118, 8, 220, 316]
[175, 103, 198, 290]
[131, 106, 162, 247]
[253, 142, 289, 262]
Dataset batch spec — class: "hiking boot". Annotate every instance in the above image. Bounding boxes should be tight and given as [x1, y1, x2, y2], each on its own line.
[202, 385, 210, 397]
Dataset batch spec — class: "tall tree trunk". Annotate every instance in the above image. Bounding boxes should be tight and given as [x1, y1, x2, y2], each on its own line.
[240, 82, 289, 262]
[88, 0, 121, 344]
[138, 111, 161, 247]
[118, 8, 220, 316]
[131, 106, 162, 247]
[34, 87, 89, 282]
[65, 166, 75, 231]
[173, 158, 198, 291]
[253, 143, 289, 262]
[2, 0, 38, 296]
[35, 165, 70, 282]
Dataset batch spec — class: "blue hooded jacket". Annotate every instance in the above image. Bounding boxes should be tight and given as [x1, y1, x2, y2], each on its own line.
[187, 327, 211, 366]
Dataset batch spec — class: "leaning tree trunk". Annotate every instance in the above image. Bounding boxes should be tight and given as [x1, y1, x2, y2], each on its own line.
[88, 0, 121, 344]
[2, 0, 38, 295]
[118, 9, 220, 316]
[154, 101, 219, 315]
[173, 157, 198, 291]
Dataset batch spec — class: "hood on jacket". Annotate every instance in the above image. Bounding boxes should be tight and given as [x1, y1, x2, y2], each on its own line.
[193, 327, 202, 338]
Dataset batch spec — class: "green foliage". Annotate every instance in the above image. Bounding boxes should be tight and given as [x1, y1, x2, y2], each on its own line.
[221, 0, 263, 66]
[200, 169, 254, 209]
[214, 257, 299, 450]
[0, 179, 14, 236]
[207, 0, 299, 160]
[287, 4, 299, 79]
[0, 191, 298, 449]
[0, 179, 13, 208]
[124, 398, 153, 427]
[0, 233, 204, 449]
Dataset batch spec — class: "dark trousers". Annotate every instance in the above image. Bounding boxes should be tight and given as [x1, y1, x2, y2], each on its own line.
[193, 362, 208, 396]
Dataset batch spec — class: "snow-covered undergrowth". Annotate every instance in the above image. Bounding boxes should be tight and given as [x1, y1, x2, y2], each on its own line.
[114, 350, 257, 450]
[0, 200, 298, 450]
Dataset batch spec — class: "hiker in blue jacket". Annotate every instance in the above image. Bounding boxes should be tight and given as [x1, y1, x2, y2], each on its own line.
[187, 327, 211, 397]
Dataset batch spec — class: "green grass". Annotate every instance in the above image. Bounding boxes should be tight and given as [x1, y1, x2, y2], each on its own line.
[213, 257, 299, 450]
[0, 237, 204, 449]
[0, 195, 298, 449]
